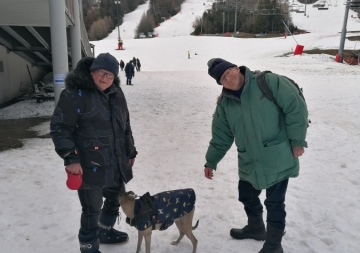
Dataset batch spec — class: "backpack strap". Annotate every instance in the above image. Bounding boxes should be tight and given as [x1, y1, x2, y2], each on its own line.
[256, 71, 310, 128]
[256, 71, 280, 108]
[256, 71, 282, 129]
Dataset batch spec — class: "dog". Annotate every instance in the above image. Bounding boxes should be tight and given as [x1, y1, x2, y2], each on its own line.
[119, 188, 199, 253]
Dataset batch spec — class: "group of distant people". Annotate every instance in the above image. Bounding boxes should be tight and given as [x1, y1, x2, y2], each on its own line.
[119, 57, 141, 85]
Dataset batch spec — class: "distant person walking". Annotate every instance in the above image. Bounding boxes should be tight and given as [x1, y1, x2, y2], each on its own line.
[132, 57, 137, 68]
[188, 51, 190, 59]
[136, 58, 141, 72]
[118, 38, 123, 50]
[125, 60, 135, 85]
[119, 59, 125, 71]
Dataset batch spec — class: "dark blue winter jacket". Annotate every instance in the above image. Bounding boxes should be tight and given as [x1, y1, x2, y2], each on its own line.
[125, 62, 134, 77]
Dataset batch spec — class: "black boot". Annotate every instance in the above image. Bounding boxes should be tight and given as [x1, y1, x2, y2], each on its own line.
[98, 213, 128, 244]
[230, 215, 266, 241]
[79, 230, 101, 253]
[258, 224, 285, 253]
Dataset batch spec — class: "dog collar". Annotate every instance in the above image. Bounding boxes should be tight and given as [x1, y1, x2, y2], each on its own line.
[125, 192, 157, 229]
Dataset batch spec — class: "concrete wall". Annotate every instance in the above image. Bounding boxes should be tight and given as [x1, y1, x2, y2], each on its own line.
[0, 45, 46, 104]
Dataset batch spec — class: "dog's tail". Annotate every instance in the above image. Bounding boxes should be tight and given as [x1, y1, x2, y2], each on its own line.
[192, 220, 199, 230]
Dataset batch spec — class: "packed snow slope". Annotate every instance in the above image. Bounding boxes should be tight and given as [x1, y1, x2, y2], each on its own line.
[0, 0, 359, 253]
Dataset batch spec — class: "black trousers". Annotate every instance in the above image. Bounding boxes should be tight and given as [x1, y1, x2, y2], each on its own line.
[77, 182, 125, 235]
[238, 179, 289, 229]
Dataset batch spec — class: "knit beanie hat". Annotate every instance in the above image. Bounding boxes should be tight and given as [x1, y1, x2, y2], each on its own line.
[90, 53, 119, 77]
[208, 58, 237, 84]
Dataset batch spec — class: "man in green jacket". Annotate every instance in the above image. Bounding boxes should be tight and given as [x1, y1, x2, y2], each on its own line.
[204, 58, 308, 253]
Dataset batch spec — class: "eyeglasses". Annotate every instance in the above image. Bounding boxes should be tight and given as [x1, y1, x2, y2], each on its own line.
[95, 69, 115, 80]
[220, 67, 234, 84]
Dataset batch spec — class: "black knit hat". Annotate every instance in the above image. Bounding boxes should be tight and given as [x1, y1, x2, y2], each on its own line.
[208, 58, 237, 85]
[90, 53, 119, 77]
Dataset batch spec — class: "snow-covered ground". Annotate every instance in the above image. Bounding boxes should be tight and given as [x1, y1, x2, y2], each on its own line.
[0, 0, 360, 252]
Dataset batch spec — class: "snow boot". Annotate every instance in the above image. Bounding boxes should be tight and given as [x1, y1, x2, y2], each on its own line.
[230, 215, 266, 241]
[79, 229, 101, 253]
[98, 212, 128, 244]
[258, 224, 285, 253]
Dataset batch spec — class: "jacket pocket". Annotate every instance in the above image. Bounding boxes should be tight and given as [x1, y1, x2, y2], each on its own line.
[82, 148, 111, 168]
[238, 150, 254, 175]
[263, 140, 295, 175]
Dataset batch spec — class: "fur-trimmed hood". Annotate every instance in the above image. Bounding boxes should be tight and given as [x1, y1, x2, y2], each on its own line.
[65, 57, 120, 90]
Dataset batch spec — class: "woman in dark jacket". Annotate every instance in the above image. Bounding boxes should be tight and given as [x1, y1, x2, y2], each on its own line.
[50, 53, 137, 253]
[136, 58, 141, 71]
[124, 60, 135, 85]
[132, 56, 136, 67]
[119, 59, 124, 71]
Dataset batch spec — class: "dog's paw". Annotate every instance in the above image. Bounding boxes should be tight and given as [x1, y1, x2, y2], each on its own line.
[171, 241, 179, 245]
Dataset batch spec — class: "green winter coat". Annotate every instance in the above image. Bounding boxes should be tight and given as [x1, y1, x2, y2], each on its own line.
[205, 67, 308, 190]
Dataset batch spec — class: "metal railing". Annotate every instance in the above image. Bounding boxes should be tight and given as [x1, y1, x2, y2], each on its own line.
[80, 14, 93, 57]
[65, 0, 75, 24]
[65, 0, 93, 57]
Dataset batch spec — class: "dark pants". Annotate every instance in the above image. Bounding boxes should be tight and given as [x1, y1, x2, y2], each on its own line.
[77, 182, 125, 235]
[238, 179, 288, 229]
[126, 75, 132, 84]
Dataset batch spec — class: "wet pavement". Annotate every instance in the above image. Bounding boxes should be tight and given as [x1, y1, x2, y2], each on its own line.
[0, 116, 51, 152]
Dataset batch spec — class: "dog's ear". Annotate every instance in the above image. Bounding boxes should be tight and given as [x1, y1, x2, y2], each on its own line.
[126, 191, 138, 198]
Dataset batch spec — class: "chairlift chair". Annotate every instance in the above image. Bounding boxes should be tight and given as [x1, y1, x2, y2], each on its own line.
[260, 8, 269, 15]
[274, 7, 282, 15]
[245, 8, 252, 14]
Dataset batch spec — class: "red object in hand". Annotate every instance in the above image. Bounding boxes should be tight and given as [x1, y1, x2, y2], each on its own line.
[65, 168, 82, 190]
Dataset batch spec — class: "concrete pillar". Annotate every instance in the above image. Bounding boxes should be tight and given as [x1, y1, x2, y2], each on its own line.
[49, 0, 69, 105]
[70, 0, 82, 70]
[338, 0, 351, 63]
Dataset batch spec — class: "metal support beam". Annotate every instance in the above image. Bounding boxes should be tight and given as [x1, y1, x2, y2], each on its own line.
[34, 62, 50, 66]
[34, 52, 51, 65]
[49, 0, 69, 105]
[70, 0, 82, 70]
[1, 25, 51, 66]
[115, 1, 121, 40]
[1, 25, 32, 49]
[338, 0, 351, 63]
[234, 0, 237, 36]
[0, 37, 13, 50]
[13, 46, 49, 52]
[25, 26, 50, 51]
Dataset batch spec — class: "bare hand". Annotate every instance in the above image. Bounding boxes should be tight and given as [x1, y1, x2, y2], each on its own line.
[66, 163, 83, 175]
[292, 146, 305, 158]
[129, 158, 135, 167]
[204, 167, 214, 179]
